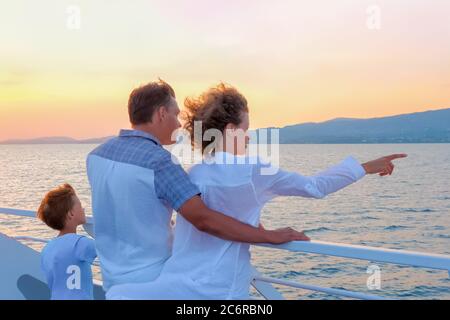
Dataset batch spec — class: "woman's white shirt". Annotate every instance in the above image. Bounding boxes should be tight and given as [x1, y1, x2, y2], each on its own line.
[159, 152, 366, 299]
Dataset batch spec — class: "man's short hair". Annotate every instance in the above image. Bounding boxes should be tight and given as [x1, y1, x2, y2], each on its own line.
[128, 79, 176, 125]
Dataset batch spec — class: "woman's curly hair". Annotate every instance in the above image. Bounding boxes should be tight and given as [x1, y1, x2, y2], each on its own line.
[183, 83, 248, 153]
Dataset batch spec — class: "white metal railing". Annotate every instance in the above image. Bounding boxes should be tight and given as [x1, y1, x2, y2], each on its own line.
[0, 207, 94, 224]
[1, 207, 449, 300]
[253, 275, 387, 300]
[257, 241, 450, 272]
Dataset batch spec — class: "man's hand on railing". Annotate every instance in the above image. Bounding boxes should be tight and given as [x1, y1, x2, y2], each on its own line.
[266, 227, 310, 244]
[362, 154, 408, 176]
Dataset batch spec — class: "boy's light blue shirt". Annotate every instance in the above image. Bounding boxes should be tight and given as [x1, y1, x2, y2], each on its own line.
[41, 234, 97, 300]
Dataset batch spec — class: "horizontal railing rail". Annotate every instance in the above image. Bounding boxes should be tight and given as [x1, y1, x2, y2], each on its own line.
[253, 275, 387, 300]
[0, 207, 94, 224]
[256, 242, 450, 273]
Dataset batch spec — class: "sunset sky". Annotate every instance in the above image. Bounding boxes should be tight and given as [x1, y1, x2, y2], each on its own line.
[1, 0, 449, 140]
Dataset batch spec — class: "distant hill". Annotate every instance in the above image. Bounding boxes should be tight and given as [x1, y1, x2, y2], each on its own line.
[1, 108, 449, 144]
[254, 108, 450, 143]
[0, 136, 113, 145]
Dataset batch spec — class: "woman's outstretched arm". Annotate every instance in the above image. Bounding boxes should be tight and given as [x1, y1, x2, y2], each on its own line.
[253, 154, 407, 203]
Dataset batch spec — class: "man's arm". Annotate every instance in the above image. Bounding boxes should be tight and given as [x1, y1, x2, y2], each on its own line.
[178, 196, 309, 244]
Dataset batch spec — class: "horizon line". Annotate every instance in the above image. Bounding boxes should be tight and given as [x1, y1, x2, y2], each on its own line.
[1, 106, 448, 143]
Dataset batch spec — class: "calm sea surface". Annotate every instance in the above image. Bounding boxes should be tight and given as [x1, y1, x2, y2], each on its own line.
[0, 144, 449, 299]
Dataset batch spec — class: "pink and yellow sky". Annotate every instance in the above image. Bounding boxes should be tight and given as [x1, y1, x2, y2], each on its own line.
[1, 0, 449, 140]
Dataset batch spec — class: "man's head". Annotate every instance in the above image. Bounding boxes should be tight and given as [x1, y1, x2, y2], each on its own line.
[37, 183, 86, 231]
[128, 79, 181, 145]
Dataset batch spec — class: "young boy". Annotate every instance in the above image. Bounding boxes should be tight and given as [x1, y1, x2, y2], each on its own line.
[37, 183, 97, 300]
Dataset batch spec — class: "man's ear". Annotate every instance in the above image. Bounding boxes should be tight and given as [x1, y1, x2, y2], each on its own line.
[150, 106, 160, 123]
[157, 106, 167, 122]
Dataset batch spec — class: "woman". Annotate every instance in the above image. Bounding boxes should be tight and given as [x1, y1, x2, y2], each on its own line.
[107, 83, 406, 299]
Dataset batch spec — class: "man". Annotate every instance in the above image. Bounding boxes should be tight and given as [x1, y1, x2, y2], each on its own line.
[86, 80, 309, 291]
